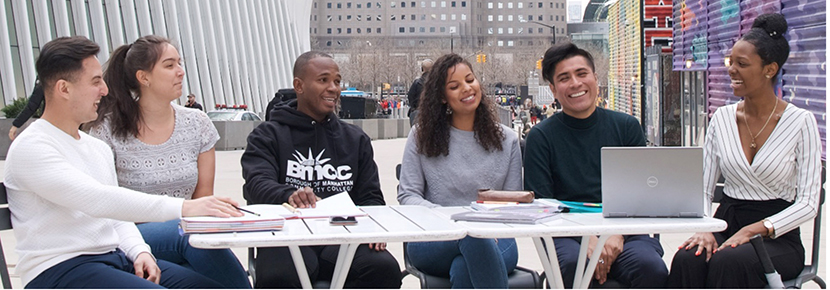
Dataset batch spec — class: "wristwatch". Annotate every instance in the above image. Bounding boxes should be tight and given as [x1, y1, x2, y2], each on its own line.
[762, 219, 775, 237]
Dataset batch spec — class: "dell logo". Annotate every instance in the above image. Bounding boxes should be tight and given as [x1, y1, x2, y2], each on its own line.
[647, 176, 659, 187]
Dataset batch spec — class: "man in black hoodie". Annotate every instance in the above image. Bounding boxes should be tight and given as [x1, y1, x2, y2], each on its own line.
[241, 51, 402, 289]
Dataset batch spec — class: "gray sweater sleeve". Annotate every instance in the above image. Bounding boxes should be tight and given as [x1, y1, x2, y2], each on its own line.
[397, 127, 439, 208]
[503, 126, 524, 191]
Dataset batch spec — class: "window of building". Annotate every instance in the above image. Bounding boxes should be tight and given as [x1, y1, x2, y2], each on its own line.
[347, 28, 352, 33]
[338, 15, 342, 20]
[412, 14, 416, 20]
[391, 2, 396, 7]
[357, 28, 362, 33]
[441, 14, 446, 20]
[508, 15, 513, 21]
[529, 27, 533, 33]
[422, 1, 426, 7]
[337, 2, 342, 8]
[498, 15, 503, 21]
[462, 1, 466, 7]
[410, 27, 415, 32]
[421, 14, 426, 20]
[441, 27, 446, 32]
[518, 2, 523, 8]
[538, 28, 543, 33]
[488, 27, 494, 34]
[327, 28, 332, 34]
[461, 14, 466, 20]
[391, 15, 396, 20]
[357, 15, 362, 21]
[508, 2, 513, 8]
[377, 2, 382, 8]
[498, 27, 503, 34]
[509, 41, 515, 46]
[347, 2, 352, 8]
[508, 27, 513, 33]
[538, 2, 542, 7]
[451, 14, 456, 20]
[441, 1, 446, 7]
[367, 14, 372, 21]
[420, 27, 425, 32]
[347, 15, 352, 20]
[488, 2, 493, 8]
[452, 1, 456, 7]
[528, 2, 533, 7]
[412, 1, 416, 7]
[367, 28, 372, 33]
[327, 40, 332, 46]
[518, 27, 523, 34]
[378, 28, 382, 33]
[549, 15, 553, 21]
[432, 1, 436, 7]
[377, 15, 382, 21]
[357, 3, 362, 8]
[488, 15, 493, 21]
[498, 40, 504, 46]
[401, 14, 406, 20]
[430, 27, 436, 32]
[368, 2, 372, 7]
[327, 3, 332, 8]
[555, 15, 558, 21]
[550, 2, 554, 8]
[400, 27, 405, 32]
[401, 1, 406, 7]
[338, 28, 343, 33]
[498, 2, 503, 8]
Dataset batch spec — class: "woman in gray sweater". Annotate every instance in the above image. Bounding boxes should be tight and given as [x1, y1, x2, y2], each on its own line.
[397, 54, 523, 288]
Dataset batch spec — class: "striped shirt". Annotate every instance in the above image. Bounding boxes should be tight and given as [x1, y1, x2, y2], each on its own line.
[704, 103, 822, 238]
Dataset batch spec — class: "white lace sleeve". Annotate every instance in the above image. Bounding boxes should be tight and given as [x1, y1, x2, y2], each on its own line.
[197, 111, 220, 153]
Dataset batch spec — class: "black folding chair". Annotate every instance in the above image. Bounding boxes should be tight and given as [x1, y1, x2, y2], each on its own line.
[0, 183, 14, 289]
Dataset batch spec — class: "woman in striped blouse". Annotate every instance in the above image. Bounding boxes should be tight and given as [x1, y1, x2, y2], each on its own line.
[667, 13, 822, 288]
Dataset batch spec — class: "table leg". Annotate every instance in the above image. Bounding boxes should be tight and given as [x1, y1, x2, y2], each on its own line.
[288, 245, 313, 289]
[533, 237, 564, 289]
[572, 236, 591, 289]
[329, 243, 359, 289]
[575, 234, 610, 289]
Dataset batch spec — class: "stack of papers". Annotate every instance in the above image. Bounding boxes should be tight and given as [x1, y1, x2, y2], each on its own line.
[470, 200, 569, 212]
[285, 192, 367, 219]
[451, 210, 561, 224]
[180, 204, 285, 234]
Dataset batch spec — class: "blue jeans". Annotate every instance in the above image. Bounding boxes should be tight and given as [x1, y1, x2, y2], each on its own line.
[137, 220, 251, 289]
[550, 235, 667, 288]
[407, 237, 518, 288]
[26, 250, 223, 288]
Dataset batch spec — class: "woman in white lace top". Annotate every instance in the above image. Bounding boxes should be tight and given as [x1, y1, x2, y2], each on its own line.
[87, 35, 250, 288]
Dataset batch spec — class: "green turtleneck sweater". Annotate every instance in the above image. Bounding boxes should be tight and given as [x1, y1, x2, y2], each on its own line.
[523, 107, 645, 202]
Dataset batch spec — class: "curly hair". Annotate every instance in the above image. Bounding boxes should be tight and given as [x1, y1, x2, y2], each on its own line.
[415, 53, 504, 157]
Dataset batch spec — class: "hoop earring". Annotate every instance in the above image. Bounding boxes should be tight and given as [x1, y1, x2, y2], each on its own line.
[446, 105, 453, 115]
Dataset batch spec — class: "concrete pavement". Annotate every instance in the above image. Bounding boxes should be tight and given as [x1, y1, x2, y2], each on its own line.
[0, 137, 824, 288]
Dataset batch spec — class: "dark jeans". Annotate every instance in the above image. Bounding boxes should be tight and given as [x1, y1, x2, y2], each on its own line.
[407, 237, 518, 288]
[137, 219, 251, 288]
[254, 244, 402, 289]
[548, 235, 667, 288]
[26, 250, 223, 289]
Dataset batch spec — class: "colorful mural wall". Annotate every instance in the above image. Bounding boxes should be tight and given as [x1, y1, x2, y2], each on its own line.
[608, 0, 674, 121]
[673, 0, 826, 158]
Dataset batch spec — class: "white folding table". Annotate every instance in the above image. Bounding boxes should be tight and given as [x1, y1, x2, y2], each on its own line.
[188, 205, 466, 289]
[432, 206, 727, 289]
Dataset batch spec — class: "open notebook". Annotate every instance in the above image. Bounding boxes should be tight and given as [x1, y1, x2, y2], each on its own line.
[248, 191, 367, 219]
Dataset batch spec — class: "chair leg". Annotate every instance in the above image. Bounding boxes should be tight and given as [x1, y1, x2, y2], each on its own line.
[813, 276, 826, 289]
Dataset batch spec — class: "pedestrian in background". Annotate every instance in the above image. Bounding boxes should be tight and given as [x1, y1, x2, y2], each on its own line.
[407, 59, 434, 125]
[185, 93, 203, 111]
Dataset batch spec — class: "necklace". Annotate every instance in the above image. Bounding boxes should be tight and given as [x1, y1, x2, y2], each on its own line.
[742, 99, 778, 150]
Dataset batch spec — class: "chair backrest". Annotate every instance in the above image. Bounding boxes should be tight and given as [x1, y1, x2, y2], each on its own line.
[0, 183, 13, 288]
[806, 165, 825, 272]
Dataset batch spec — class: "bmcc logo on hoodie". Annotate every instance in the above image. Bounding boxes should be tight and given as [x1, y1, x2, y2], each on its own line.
[285, 149, 354, 192]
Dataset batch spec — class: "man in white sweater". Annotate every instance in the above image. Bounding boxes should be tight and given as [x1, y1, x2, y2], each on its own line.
[4, 36, 243, 288]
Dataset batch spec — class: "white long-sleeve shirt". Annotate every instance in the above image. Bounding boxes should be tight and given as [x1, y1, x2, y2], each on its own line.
[4, 120, 184, 285]
[704, 103, 822, 238]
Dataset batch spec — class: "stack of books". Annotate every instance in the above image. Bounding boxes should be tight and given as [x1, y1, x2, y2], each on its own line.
[451, 200, 568, 224]
[180, 204, 286, 234]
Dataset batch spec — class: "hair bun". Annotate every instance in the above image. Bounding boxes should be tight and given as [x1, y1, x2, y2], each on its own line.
[752, 13, 788, 39]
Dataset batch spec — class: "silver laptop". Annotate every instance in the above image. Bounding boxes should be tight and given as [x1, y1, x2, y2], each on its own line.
[601, 147, 705, 218]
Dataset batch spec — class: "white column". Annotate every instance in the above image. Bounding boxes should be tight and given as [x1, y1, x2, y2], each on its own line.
[199, 1, 226, 106]
[87, 0, 110, 63]
[212, 0, 236, 105]
[149, 0, 166, 37]
[239, 0, 263, 113]
[11, 0, 36, 95]
[161, 0, 188, 100]
[273, 1, 293, 87]
[32, 0, 53, 46]
[184, 0, 215, 110]
[70, 0, 89, 37]
[229, 0, 253, 110]
[120, 0, 139, 42]
[259, 0, 280, 101]
[251, 0, 274, 112]
[105, 0, 125, 48]
[134, 0, 152, 36]
[0, 0, 19, 103]
[50, 0, 71, 37]
[175, 0, 203, 107]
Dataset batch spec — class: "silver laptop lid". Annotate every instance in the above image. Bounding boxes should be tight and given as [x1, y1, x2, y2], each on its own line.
[601, 147, 705, 218]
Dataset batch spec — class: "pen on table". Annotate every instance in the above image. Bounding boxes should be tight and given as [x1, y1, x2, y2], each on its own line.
[234, 206, 261, 216]
[476, 201, 519, 205]
[282, 202, 298, 213]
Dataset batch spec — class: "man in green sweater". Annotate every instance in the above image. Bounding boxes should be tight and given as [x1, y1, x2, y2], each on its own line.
[524, 43, 667, 288]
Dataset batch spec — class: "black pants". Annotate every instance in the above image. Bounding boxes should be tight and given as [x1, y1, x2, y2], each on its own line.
[667, 196, 805, 288]
[253, 245, 402, 289]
